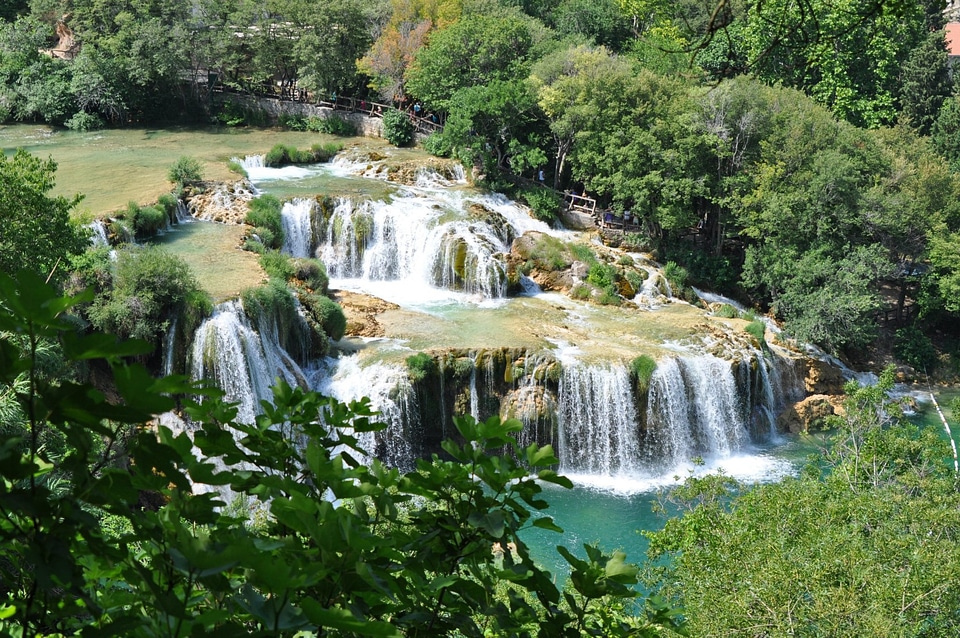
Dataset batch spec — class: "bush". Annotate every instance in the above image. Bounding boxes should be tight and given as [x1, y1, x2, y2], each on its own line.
[630, 355, 657, 392]
[168, 156, 203, 185]
[383, 108, 415, 147]
[157, 193, 178, 223]
[305, 292, 346, 341]
[291, 258, 329, 294]
[745, 319, 766, 344]
[406, 352, 438, 382]
[622, 232, 654, 252]
[87, 245, 211, 346]
[715, 303, 740, 319]
[245, 195, 284, 249]
[663, 261, 688, 292]
[587, 262, 618, 289]
[422, 132, 452, 157]
[894, 324, 938, 371]
[569, 244, 597, 265]
[259, 250, 295, 281]
[240, 279, 309, 361]
[520, 187, 561, 222]
[64, 111, 104, 131]
[124, 201, 166, 239]
[306, 115, 357, 136]
[264, 143, 343, 167]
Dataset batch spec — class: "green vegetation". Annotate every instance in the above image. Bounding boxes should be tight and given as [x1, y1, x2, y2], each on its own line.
[1, 272, 685, 637]
[264, 143, 342, 167]
[245, 195, 285, 251]
[289, 257, 329, 294]
[382, 108, 415, 147]
[168, 156, 203, 186]
[646, 368, 960, 635]
[744, 319, 766, 345]
[0, 149, 86, 281]
[406, 351, 439, 383]
[124, 200, 166, 239]
[520, 186, 561, 222]
[86, 244, 212, 348]
[629, 355, 657, 392]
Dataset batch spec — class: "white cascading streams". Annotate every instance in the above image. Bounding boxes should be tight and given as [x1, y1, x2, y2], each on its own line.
[281, 198, 315, 258]
[162, 315, 179, 378]
[644, 354, 751, 472]
[314, 356, 420, 470]
[88, 220, 109, 247]
[190, 300, 305, 424]
[317, 195, 510, 298]
[557, 363, 641, 476]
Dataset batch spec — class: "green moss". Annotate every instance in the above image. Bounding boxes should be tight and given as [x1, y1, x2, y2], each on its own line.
[630, 355, 657, 392]
[745, 319, 766, 344]
[406, 352, 438, 383]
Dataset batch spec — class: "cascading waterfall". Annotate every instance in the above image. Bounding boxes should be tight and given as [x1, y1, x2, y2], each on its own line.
[314, 356, 420, 470]
[317, 194, 510, 298]
[281, 198, 315, 258]
[556, 363, 642, 476]
[190, 300, 306, 424]
[88, 220, 109, 247]
[162, 315, 179, 378]
[644, 354, 752, 472]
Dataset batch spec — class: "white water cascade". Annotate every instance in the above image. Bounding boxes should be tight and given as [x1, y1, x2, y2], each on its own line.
[644, 355, 752, 472]
[556, 363, 642, 477]
[190, 300, 306, 424]
[313, 356, 421, 470]
[88, 220, 110, 247]
[281, 198, 315, 258]
[317, 195, 512, 298]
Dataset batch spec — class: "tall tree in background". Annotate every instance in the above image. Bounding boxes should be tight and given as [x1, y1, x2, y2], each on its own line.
[0, 149, 86, 280]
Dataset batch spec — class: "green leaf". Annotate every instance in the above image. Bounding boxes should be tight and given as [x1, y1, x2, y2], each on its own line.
[299, 599, 400, 636]
[532, 516, 564, 533]
[467, 510, 506, 538]
[537, 469, 573, 489]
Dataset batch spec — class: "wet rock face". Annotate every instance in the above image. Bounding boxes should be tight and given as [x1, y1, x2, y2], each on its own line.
[804, 358, 845, 395]
[777, 394, 845, 433]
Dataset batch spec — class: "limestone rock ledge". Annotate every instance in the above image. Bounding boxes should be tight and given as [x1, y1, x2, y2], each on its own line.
[777, 394, 846, 433]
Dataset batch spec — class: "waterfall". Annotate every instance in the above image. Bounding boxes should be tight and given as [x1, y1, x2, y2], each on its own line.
[644, 355, 752, 472]
[281, 198, 315, 258]
[190, 300, 306, 424]
[317, 195, 510, 298]
[175, 199, 193, 224]
[314, 356, 420, 470]
[556, 363, 641, 476]
[88, 220, 109, 247]
[162, 314, 179, 377]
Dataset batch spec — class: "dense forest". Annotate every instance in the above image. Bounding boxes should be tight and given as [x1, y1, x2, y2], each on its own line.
[4, 0, 960, 635]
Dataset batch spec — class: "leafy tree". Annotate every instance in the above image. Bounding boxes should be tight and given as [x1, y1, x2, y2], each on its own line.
[897, 30, 953, 136]
[0, 270, 685, 636]
[405, 11, 535, 110]
[646, 367, 960, 635]
[549, 0, 632, 51]
[0, 149, 86, 281]
[168, 155, 203, 185]
[382, 107, 415, 146]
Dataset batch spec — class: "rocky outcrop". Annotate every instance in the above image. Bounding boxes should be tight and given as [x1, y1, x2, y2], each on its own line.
[803, 358, 845, 395]
[777, 394, 845, 433]
[332, 290, 399, 338]
[183, 180, 255, 224]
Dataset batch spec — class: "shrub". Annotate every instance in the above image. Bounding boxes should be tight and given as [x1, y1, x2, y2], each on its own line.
[663, 261, 688, 291]
[291, 258, 329, 294]
[279, 113, 307, 130]
[134, 205, 166, 237]
[625, 269, 645, 292]
[157, 193, 178, 223]
[618, 255, 634, 266]
[87, 245, 211, 346]
[406, 352, 438, 382]
[306, 115, 357, 136]
[264, 143, 343, 167]
[587, 262, 618, 289]
[64, 111, 104, 131]
[894, 325, 938, 371]
[630, 355, 657, 392]
[715, 303, 740, 319]
[745, 319, 766, 344]
[383, 108, 415, 147]
[240, 279, 309, 363]
[259, 250, 295, 281]
[597, 285, 621, 306]
[306, 293, 346, 341]
[422, 132, 452, 157]
[622, 232, 654, 252]
[168, 156, 203, 185]
[245, 195, 284, 249]
[520, 187, 561, 222]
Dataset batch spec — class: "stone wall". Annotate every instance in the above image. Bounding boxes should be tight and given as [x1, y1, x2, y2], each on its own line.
[213, 93, 384, 138]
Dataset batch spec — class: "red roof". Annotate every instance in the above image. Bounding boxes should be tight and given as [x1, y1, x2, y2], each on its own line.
[947, 23, 960, 56]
